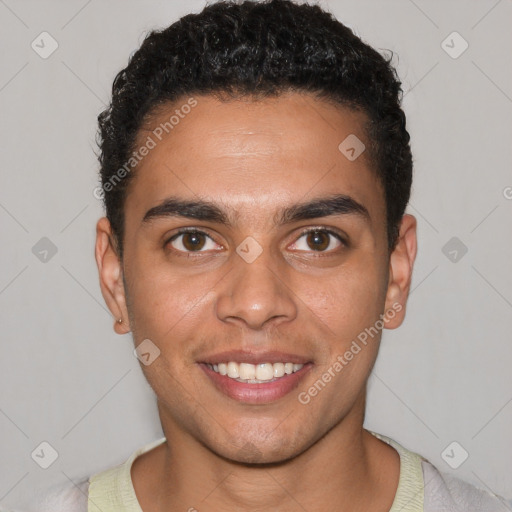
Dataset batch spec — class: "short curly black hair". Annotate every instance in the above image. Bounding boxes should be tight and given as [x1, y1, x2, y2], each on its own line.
[96, 0, 412, 260]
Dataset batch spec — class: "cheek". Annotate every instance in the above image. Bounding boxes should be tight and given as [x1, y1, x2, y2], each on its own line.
[298, 262, 386, 345]
[125, 259, 218, 345]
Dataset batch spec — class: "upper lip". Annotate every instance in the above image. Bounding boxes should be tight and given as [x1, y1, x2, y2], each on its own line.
[200, 350, 312, 365]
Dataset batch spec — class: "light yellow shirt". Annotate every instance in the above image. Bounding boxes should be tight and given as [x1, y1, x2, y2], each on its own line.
[87, 431, 425, 512]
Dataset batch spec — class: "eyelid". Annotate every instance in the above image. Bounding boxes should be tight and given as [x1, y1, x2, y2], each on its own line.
[164, 225, 348, 254]
[299, 225, 346, 239]
[290, 226, 348, 248]
[165, 227, 223, 252]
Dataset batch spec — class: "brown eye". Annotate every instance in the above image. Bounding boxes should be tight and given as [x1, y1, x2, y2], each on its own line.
[168, 230, 221, 253]
[289, 229, 343, 252]
[182, 232, 206, 251]
[306, 231, 330, 251]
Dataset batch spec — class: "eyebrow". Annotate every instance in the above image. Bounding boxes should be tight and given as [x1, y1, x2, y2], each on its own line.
[141, 194, 370, 227]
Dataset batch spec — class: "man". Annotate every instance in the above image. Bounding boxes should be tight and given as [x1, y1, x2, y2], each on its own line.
[37, 0, 507, 510]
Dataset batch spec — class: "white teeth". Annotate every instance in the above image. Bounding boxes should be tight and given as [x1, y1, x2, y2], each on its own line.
[255, 363, 274, 381]
[239, 363, 256, 380]
[227, 361, 239, 378]
[273, 362, 285, 378]
[208, 361, 305, 382]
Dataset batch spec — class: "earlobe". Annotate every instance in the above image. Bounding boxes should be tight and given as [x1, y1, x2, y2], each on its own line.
[95, 217, 131, 334]
[384, 214, 417, 329]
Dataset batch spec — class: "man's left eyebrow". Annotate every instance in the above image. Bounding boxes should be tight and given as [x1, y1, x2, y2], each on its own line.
[276, 194, 370, 225]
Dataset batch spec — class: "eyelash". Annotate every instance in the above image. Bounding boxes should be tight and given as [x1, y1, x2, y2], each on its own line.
[293, 227, 347, 252]
[165, 226, 347, 254]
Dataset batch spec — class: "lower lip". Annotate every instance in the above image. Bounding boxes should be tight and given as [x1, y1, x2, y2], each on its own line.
[199, 363, 313, 404]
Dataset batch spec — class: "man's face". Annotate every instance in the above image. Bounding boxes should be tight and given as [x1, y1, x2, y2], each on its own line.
[98, 92, 414, 463]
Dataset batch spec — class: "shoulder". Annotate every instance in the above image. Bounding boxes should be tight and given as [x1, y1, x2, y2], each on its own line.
[421, 460, 511, 512]
[16, 438, 167, 512]
[369, 431, 511, 512]
[26, 478, 89, 512]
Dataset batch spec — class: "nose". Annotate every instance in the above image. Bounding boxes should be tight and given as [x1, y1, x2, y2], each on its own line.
[215, 248, 298, 330]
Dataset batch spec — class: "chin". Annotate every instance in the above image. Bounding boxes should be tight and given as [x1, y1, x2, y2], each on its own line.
[211, 432, 307, 466]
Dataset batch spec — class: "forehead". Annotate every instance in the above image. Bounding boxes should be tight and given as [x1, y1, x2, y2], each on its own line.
[125, 92, 385, 229]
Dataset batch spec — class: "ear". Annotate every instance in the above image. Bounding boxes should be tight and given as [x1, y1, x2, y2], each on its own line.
[95, 217, 131, 334]
[383, 214, 417, 329]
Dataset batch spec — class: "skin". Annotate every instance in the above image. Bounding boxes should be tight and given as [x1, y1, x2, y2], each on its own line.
[95, 91, 417, 512]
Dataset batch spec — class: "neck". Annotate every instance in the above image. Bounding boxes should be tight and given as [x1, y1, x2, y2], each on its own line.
[132, 394, 399, 512]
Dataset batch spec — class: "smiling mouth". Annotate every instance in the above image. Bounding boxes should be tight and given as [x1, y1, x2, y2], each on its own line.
[205, 361, 305, 383]
[198, 359, 313, 404]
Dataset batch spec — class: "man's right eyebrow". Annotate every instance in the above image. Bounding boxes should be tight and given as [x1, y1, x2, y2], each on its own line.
[142, 197, 233, 226]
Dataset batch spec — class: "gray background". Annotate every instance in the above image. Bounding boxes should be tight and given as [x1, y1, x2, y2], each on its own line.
[1, 0, 511, 509]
